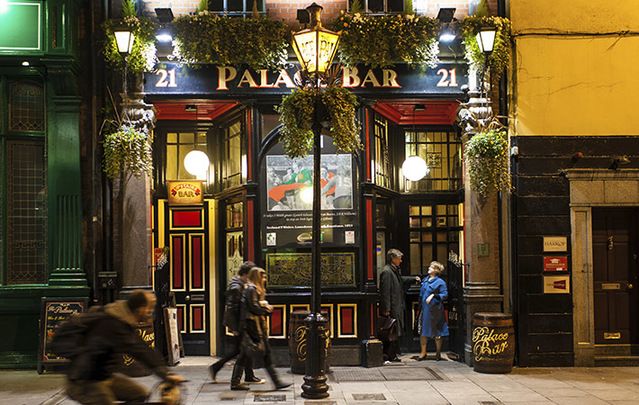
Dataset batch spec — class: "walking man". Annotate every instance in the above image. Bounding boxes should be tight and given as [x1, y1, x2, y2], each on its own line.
[379, 249, 420, 363]
[209, 261, 264, 385]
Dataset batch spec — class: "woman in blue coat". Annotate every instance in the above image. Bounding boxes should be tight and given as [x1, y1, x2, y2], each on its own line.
[418, 261, 449, 361]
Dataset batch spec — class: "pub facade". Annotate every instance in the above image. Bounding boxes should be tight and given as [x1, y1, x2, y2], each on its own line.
[143, 59, 469, 362]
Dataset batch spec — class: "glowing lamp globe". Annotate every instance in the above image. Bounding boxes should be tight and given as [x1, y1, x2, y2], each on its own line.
[184, 150, 209, 178]
[299, 186, 314, 204]
[402, 156, 429, 181]
[113, 26, 135, 55]
[476, 27, 497, 54]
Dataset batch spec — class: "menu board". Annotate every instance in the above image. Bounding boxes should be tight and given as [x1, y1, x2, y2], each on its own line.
[38, 298, 88, 373]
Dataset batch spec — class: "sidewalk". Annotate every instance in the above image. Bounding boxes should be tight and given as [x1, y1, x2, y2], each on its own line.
[2, 354, 639, 405]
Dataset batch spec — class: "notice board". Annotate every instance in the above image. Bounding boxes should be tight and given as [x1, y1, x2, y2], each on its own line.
[38, 298, 88, 373]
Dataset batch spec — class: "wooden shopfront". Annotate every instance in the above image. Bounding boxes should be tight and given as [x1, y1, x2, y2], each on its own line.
[144, 59, 469, 363]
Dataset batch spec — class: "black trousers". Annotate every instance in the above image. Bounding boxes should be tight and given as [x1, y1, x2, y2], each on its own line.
[212, 334, 255, 380]
[383, 339, 399, 361]
[233, 338, 281, 386]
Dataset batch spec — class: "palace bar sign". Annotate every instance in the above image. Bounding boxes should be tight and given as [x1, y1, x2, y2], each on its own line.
[144, 62, 468, 98]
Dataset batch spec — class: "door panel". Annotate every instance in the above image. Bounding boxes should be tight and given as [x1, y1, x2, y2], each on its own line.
[167, 204, 211, 355]
[592, 208, 639, 344]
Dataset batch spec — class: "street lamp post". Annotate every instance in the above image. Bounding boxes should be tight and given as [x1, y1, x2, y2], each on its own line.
[475, 26, 496, 96]
[113, 24, 135, 100]
[291, 3, 340, 400]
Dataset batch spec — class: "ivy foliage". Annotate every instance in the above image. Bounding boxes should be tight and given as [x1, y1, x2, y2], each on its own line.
[103, 1, 157, 73]
[172, 12, 289, 71]
[464, 129, 510, 196]
[103, 125, 153, 180]
[461, 16, 511, 80]
[276, 87, 361, 159]
[334, 12, 439, 68]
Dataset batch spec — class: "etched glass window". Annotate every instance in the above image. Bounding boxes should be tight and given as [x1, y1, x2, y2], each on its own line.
[9, 81, 45, 132]
[7, 140, 47, 284]
[404, 129, 462, 192]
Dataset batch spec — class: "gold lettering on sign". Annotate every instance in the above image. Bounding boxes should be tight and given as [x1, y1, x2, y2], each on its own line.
[361, 69, 381, 87]
[382, 69, 400, 88]
[218, 66, 238, 90]
[342, 67, 361, 88]
[273, 69, 295, 88]
[237, 70, 258, 88]
[472, 326, 509, 362]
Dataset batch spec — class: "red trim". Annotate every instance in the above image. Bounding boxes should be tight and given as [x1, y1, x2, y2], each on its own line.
[366, 198, 374, 280]
[246, 199, 254, 261]
[370, 304, 375, 337]
[246, 108, 253, 181]
[193, 307, 203, 330]
[341, 307, 354, 335]
[177, 307, 184, 332]
[365, 108, 371, 181]
[371, 100, 459, 125]
[192, 236, 202, 289]
[154, 100, 239, 121]
[271, 307, 283, 337]
[172, 210, 201, 228]
[172, 237, 183, 289]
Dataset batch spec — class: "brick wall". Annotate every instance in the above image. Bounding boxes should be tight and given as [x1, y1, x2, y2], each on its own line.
[139, 0, 500, 21]
[141, 0, 200, 17]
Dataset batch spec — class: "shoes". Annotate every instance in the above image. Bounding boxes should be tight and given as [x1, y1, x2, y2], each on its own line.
[383, 360, 391, 365]
[245, 376, 266, 384]
[231, 383, 250, 391]
[209, 365, 220, 382]
[411, 355, 427, 361]
[390, 357, 402, 363]
[275, 382, 292, 390]
[435, 353, 442, 361]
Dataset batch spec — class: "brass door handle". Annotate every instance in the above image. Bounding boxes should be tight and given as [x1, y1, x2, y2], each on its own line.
[629, 283, 634, 290]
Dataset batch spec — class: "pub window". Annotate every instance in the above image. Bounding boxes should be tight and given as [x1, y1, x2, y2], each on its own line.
[6, 140, 48, 284]
[8, 80, 45, 132]
[349, 0, 404, 13]
[225, 201, 244, 283]
[260, 111, 280, 142]
[222, 120, 243, 189]
[403, 129, 461, 192]
[373, 114, 392, 189]
[209, 0, 265, 15]
[408, 204, 462, 276]
[165, 131, 208, 180]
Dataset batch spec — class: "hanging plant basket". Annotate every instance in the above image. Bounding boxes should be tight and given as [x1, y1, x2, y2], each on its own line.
[276, 86, 361, 159]
[103, 125, 153, 180]
[464, 129, 510, 196]
[172, 12, 289, 71]
[461, 16, 512, 81]
[103, 16, 157, 73]
[334, 12, 440, 68]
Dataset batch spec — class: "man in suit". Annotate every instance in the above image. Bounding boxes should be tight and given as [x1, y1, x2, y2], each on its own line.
[379, 249, 420, 363]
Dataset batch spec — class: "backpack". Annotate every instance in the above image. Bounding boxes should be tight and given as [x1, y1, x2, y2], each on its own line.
[48, 308, 107, 359]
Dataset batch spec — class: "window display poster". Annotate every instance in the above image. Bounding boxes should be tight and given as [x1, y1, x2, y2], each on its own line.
[261, 140, 358, 248]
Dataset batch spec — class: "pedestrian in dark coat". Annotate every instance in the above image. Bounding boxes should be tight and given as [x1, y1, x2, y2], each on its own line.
[209, 261, 264, 386]
[65, 291, 184, 405]
[379, 248, 420, 363]
[417, 261, 449, 361]
[234, 267, 291, 391]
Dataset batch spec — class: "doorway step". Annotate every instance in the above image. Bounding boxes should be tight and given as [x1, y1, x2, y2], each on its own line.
[594, 344, 639, 366]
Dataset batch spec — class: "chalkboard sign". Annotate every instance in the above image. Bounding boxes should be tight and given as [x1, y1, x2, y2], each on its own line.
[38, 297, 88, 374]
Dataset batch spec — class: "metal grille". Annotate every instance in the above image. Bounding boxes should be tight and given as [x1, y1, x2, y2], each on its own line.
[332, 366, 444, 382]
[9, 81, 45, 132]
[7, 141, 47, 284]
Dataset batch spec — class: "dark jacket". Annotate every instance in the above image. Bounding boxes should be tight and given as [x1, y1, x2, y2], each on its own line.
[223, 276, 246, 334]
[240, 283, 270, 342]
[67, 301, 168, 382]
[379, 264, 415, 337]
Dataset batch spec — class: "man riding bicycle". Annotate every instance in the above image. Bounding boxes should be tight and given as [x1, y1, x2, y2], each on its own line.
[65, 290, 185, 404]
